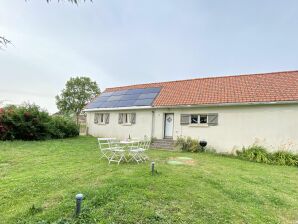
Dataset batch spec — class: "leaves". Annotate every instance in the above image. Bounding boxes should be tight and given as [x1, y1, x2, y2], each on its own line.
[56, 77, 100, 123]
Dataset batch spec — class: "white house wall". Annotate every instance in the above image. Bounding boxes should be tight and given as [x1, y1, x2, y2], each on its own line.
[86, 110, 152, 140]
[86, 104, 298, 153]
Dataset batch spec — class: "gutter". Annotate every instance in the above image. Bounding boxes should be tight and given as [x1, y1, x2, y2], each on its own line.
[153, 100, 298, 109]
[83, 106, 152, 112]
[83, 100, 298, 112]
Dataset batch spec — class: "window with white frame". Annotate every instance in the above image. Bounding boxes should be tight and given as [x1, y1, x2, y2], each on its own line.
[180, 113, 218, 126]
[190, 114, 208, 124]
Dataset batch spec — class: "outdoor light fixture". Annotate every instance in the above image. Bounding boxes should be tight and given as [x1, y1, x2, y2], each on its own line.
[151, 161, 155, 175]
[75, 193, 83, 216]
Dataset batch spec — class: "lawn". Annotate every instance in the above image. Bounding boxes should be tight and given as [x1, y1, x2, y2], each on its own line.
[0, 137, 297, 224]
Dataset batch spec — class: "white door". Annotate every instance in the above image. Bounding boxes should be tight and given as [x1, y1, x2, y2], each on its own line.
[164, 113, 174, 138]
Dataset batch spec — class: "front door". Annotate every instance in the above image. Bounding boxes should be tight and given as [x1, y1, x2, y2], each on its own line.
[164, 113, 174, 138]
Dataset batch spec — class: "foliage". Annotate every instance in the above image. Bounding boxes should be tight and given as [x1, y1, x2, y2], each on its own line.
[175, 136, 205, 152]
[175, 136, 297, 167]
[236, 145, 270, 164]
[236, 145, 298, 167]
[271, 151, 298, 166]
[56, 77, 100, 124]
[0, 104, 78, 141]
[48, 115, 79, 138]
[0, 137, 298, 223]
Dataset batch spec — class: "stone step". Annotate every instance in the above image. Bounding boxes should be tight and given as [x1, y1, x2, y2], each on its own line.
[151, 139, 176, 150]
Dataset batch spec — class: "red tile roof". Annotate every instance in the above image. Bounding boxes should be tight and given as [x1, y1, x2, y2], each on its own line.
[105, 71, 298, 107]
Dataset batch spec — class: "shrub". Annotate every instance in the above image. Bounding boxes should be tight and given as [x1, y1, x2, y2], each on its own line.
[271, 151, 298, 166]
[236, 145, 298, 167]
[49, 115, 79, 139]
[236, 145, 270, 164]
[175, 136, 205, 152]
[0, 104, 79, 141]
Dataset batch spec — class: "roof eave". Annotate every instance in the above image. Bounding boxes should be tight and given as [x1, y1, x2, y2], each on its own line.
[154, 100, 298, 109]
[83, 106, 152, 112]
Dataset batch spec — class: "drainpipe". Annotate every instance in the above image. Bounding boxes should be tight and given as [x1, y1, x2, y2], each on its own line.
[151, 111, 155, 139]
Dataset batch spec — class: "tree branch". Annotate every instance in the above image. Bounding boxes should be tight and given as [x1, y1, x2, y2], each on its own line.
[0, 36, 11, 50]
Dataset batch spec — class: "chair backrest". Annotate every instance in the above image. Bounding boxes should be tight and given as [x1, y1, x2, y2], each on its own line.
[143, 139, 151, 150]
[129, 139, 140, 149]
[98, 138, 114, 150]
[108, 138, 120, 148]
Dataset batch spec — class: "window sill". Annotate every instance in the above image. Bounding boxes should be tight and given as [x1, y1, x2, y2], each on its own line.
[98, 123, 106, 125]
[122, 123, 132, 126]
[189, 124, 209, 127]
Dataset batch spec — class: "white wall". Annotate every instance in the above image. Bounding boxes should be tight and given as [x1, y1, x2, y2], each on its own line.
[86, 104, 298, 153]
[86, 110, 153, 140]
[153, 104, 298, 153]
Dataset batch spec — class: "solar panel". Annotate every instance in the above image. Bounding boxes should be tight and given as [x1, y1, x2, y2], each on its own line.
[115, 100, 136, 107]
[133, 99, 154, 106]
[107, 95, 122, 101]
[120, 94, 139, 101]
[86, 87, 161, 109]
[111, 90, 128, 96]
[138, 93, 158, 99]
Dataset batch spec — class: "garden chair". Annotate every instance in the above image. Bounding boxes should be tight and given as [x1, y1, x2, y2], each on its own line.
[128, 140, 143, 163]
[108, 138, 127, 165]
[138, 139, 151, 161]
[97, 138, 114, 161]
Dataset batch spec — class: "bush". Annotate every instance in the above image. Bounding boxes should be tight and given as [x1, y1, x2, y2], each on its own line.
[0, 104, 79, 141]
[271, 151, 298, 166]
[237, 145, 298, 167]
[175, 136, 205, 152]
[49, 116, 79, 139]
[236, 145, 270, 164]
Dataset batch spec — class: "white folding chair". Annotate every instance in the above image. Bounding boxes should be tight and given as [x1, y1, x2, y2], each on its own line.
[108, 138, 127, 165]
[97, 138, 113, 161]
[128, 140, 143, 163]
[138, 139, 151, 161]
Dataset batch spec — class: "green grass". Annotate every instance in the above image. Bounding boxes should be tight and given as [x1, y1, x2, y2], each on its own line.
[0, 136, 297, 224]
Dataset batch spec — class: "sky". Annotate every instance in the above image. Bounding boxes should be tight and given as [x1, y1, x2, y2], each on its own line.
[1, 0, 298, 113]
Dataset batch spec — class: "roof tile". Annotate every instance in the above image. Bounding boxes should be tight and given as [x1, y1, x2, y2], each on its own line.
[105, 71, 298, 107]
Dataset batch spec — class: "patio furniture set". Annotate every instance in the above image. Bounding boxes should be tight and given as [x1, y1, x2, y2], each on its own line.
[98, 138, 151, 164]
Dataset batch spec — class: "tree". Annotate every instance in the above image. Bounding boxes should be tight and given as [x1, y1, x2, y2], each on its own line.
[56, 77, 100, 124]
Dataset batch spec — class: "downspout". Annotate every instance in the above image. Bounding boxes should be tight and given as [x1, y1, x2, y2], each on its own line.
[151, 111, 155, 139]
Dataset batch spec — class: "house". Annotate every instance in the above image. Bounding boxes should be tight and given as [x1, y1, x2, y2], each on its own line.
[84, 71, 298, 153]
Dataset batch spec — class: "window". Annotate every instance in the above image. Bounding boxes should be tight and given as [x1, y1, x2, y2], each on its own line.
[124, 113, 130, 124]
[94, 113, 109, 125]
[99, 114, 105, 124]
[190, 114, 208, 125]
[119, 113, 136, 125]
[200, 115, 208, 124]
[180, 114, 218, 126]
[191, 115, 198, 124]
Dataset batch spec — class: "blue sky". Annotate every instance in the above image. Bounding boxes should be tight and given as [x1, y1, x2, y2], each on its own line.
[0, 0, 298, 113]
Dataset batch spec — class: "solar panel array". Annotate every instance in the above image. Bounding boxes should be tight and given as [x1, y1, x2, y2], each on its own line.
[86, 87, 161, 109]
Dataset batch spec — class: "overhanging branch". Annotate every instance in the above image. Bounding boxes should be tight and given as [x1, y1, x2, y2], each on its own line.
[0, 36, 11, 49]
